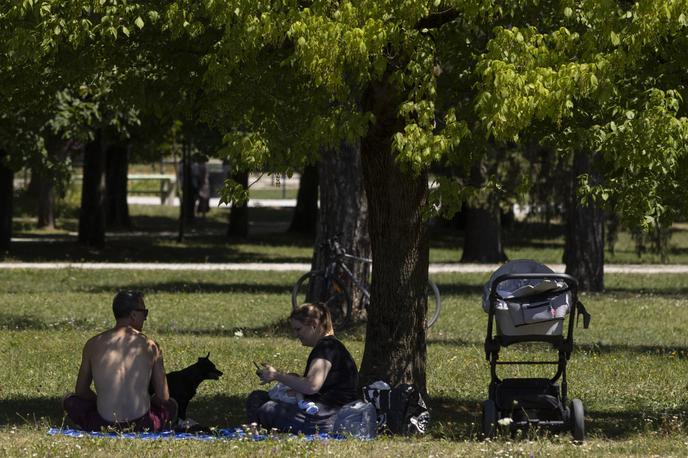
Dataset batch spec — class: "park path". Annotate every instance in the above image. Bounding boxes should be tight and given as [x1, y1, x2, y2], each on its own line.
[127, 196, 296, 207]
[1, 262, 687, 273]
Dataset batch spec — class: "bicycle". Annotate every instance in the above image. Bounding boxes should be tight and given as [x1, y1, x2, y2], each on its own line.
[291, 237, 442, 328]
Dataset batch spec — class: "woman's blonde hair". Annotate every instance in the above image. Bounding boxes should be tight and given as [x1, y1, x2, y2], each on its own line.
[289, 303, 334, 335]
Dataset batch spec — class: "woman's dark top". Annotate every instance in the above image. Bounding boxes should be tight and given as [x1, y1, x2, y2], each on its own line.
[303, 336, 358, 407]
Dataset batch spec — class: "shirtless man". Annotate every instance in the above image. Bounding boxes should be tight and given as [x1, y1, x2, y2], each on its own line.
[63, 291, 177, 431]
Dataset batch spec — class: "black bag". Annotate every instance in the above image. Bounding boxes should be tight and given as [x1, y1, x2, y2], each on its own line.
[362, 381, 392, 432]
[386, 384, 430, 435]
[363, 382, 431, 435]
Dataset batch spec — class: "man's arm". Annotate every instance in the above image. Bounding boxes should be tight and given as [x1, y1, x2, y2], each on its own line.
[149, 341, 170, 406]
[74, 342, 96, 401]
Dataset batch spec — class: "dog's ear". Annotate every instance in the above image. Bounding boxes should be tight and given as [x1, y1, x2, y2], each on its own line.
[206, 352, 210, 359]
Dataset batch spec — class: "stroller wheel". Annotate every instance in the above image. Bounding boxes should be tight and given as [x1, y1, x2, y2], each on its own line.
[481, 400, 497, 440]
[570, 398, 585, 442]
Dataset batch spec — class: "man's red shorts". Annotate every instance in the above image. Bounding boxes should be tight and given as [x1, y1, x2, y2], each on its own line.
[63, 395, 177, 432]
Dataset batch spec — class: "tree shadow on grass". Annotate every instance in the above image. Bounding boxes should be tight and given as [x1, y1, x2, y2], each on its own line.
[0, 394, 252, 429]
[586, 408, 688, 439]
[603, 286, 688, 297]
[427, 396, 688, 440]
[80, 282, 293, 295]
[0, 313, 49, 330]
[427, 396, 481, 440]
[577, 342, 688, 359]
[4, 395, 687, 440]
[0, 313, 97, 331]
[186, 394, 254, 427]
[0, 396, 66, 428]
[4, 239, 312, 264]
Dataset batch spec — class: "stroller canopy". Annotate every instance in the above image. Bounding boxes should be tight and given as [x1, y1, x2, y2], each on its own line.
[482, 260, 572, 336]
[482, 259, 561, 312]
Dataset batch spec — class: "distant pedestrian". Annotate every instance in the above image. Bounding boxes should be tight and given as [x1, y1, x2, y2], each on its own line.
[194, 156, 210, 217]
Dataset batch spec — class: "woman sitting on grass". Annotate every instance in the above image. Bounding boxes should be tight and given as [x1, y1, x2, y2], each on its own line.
[246, 303, 358, 434]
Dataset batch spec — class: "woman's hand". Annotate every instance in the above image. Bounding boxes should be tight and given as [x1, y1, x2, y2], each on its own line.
[257, 363, 278, 384]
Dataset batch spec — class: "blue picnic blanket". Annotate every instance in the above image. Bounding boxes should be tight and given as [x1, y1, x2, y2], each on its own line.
[48, 427, 346, 442]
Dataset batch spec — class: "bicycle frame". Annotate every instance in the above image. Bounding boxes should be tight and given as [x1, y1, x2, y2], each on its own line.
[295, 237, 441, 328]
[325, 252, 372, 302]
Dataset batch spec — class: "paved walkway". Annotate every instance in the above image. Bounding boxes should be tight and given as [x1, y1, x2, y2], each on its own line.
[1, 262, 687, 273]
[128, 196, 297, 207]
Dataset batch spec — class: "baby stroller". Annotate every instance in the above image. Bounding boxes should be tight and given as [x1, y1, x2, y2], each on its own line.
[481, 260, 591, 441]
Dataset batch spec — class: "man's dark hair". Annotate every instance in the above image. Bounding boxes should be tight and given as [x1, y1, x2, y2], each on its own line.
[112, 290, 145, 319]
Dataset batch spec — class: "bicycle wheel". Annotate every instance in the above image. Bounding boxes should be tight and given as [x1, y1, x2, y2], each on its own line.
[426, 280, 442, 328]
[292, 271, 353, 327]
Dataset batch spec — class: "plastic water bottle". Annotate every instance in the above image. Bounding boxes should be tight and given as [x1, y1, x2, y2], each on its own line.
[298, 400, 319, 415]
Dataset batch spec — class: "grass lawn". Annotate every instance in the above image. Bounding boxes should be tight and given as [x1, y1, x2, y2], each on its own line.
[0, 269, 687, 456]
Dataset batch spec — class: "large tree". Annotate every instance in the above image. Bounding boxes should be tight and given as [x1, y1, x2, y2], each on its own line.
[202, 2, 544, 391]
[475, 0, 688, 288]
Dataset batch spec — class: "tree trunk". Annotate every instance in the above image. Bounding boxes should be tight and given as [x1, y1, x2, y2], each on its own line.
[177, 142, 193, 242]
[0, 149, 12, 252]
[358, 76, 429, 394]
[312, 142, 370, 320]
[36, 173, 55, 230]
[288, 164, 319, 235]
[461, 206, 507, 262]
[105, 142, 131, 229]
[461, 159, 507, 263]
[227, 171, 249, 238]
[182, 143, 195, 225]
[563, 151, 604, 291]
[29, 137, 61, 230]
[78, 132, 106, 248]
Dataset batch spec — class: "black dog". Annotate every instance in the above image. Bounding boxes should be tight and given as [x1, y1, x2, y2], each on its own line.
[151, 353, 223, 421]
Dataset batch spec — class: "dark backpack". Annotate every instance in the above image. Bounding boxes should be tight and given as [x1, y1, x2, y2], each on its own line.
[387, 384, 430, 435]
[362, 383, 429, 435]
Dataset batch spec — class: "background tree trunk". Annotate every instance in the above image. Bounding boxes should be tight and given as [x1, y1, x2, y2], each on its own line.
[358, 76, 429, 394]
[181, 142, 196, 225]
[311, 142, 370, 320]
[227, 171, 249, 238]
[27, 165, 52, 229]
[564, 151, 604, 291]
[288, 164, 319, 236]
[29, 137, 64, 230]
[461, 206, 507, 262]
[78, 132, 106, 248]
[177, 142, 193, 242]
[36, 172, 55, 230]
[0, 149, 12, 252]
[105, 142, 131, 229]
[461, 159, 506, 263]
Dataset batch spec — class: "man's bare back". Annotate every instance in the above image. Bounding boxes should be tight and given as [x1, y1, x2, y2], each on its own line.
[67, 290, 173, 428]
[82, 327, 160, 422]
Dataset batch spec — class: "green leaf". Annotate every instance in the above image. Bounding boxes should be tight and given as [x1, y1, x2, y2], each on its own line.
[135, 16, 144, 29]
[122, 26, 130, 37]
[610, 31, 620, 46]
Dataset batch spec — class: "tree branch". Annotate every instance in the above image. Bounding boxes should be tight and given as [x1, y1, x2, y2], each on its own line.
[415, 8, 459, 31]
